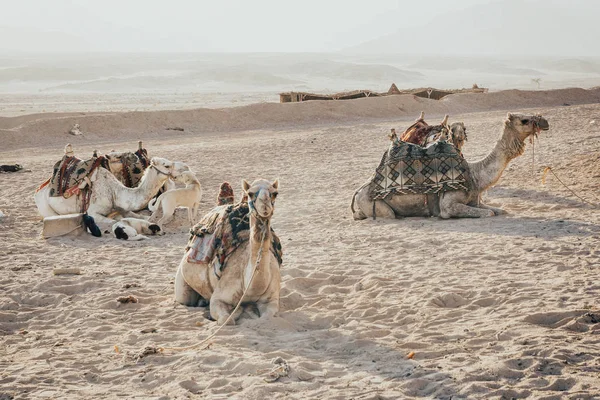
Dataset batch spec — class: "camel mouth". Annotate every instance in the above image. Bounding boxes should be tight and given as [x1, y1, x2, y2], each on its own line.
[534, 118, 549, 131]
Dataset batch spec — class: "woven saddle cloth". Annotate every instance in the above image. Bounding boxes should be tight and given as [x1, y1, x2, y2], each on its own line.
[368, 140, 472, 200]
[186, 202, 283, 278]
[100, 147, 150, 188]
[44, 155, 104, 198]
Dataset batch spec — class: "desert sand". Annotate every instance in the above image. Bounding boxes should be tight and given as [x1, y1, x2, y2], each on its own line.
[1, 89, 600, 399]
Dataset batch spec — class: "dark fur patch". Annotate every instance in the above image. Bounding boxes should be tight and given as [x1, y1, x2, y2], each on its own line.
[114, 226, 129, 240]
[149, 224, 161, 234]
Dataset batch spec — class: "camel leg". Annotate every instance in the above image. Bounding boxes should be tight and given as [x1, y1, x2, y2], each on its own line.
[439, 196, 494, 219]
[174, 263, 201, 306]
[210, 298, 239, 325]
[372, 200, 396, 219]
[123, 210, 150, 220]
[257, 299, 279, 319]
[477, 202, 507, 215]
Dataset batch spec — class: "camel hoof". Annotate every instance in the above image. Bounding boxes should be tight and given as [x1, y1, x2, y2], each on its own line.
[484, 210, 495, 217]
[494, 208, 508, 216]
[217, 316, 235, 326]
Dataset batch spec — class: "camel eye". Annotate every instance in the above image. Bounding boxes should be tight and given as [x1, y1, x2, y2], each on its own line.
[521, 119, 530, 125]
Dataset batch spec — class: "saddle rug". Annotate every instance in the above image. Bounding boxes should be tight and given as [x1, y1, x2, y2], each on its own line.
[45, 155, 104, 198]
[368, 139, 472, 200]
[100, 147, 150, 188]
[186, 202, 283, 278]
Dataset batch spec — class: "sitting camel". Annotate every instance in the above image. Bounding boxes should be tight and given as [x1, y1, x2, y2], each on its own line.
[352, 113, 549, 219]
[175, 179, 281, 325]
[35, 151, 182, 229]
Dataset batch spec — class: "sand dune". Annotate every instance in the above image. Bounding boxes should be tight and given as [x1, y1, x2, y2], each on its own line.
[1, 93, 600, 398]
[2, 88, 600, 153]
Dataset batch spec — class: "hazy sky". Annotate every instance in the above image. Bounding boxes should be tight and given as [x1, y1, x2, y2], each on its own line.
[0, 0, 487, 52]
[0, 0, 597, 54]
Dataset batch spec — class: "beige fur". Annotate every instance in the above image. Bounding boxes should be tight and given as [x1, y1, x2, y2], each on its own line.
[352, 113, 549, 219]
[174, 179, 281, 326]
[148, 170, 202, 226]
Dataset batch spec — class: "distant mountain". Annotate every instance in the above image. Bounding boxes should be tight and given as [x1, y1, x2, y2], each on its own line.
[344, 0, 600, 57]
[0, 26, 90, 53]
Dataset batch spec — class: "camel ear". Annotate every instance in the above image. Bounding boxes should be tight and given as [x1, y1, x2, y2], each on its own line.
[242, 179, 251, 193]
[507, 113, 513, 119]
[272, 179, 279, 189]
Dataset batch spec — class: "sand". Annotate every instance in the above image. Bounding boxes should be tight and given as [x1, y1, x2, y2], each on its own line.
[1, 90, 600, 399]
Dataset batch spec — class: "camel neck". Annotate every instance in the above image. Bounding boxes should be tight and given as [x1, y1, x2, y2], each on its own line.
[113, 167, 167, 210]
[245, 213, 272, 284]
[469, 124, 527, 192]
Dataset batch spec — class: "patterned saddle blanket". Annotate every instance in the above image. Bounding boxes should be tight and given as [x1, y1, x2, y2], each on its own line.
[400, 118, 449, 147]
[100, 147, 150, 188]
[45, 154, 105, 198]
[186, 202, 283, 278]
[368, 140, 472, 200]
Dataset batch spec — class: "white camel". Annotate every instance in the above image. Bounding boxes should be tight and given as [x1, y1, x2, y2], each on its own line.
[35, 156, 180, 228]
[352, 113, 549, 219]
[174, 179, 281, 325]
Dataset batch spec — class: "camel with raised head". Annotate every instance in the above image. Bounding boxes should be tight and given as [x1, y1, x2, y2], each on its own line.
[175, 179, 281, 325]
[34, 155, 179, 227]
[352, 113, 549, 219]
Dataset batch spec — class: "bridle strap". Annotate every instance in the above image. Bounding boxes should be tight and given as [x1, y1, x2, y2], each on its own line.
[150, 164, 171, 177]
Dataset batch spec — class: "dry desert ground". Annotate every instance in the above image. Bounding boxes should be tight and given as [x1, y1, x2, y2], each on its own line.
[1, 89, 600, 399]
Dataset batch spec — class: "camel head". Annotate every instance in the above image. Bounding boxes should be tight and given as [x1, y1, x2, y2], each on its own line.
[449, 122, 467, 150]
[242, 179, 279, 219]
[505, 113, 549, 141]
[149, 157, 175, 177]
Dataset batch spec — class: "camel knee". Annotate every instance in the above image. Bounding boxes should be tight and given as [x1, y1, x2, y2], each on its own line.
[174, 265, 201, 306]
[210, 299, 235, 325]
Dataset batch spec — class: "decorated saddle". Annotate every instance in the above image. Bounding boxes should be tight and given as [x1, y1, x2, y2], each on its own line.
[185, 202, 283, 278]
[44, 154, 104, 198]
[368, 139, 472, 200]
[101, 146, 150, 188]
[400, 117, 449, 147]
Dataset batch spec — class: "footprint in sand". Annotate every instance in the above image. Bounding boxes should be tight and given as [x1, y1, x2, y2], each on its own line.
[429, 292, 469, 308]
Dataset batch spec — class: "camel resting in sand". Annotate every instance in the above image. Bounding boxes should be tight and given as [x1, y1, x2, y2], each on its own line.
[35, 145, 184, 229]
[352, 113, 549, 219]
[175, 179, 281, 325]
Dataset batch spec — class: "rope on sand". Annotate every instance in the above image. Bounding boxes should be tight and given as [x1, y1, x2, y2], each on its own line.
[541, 166, 599, 208]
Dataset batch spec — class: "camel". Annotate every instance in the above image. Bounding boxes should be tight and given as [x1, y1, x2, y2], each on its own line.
[351, 113, 549, 219]
[175, 179, 281, 325]
[35, 156, 180, 228]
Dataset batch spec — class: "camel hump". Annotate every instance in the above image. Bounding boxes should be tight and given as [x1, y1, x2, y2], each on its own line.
[217, 182, 235, 205]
